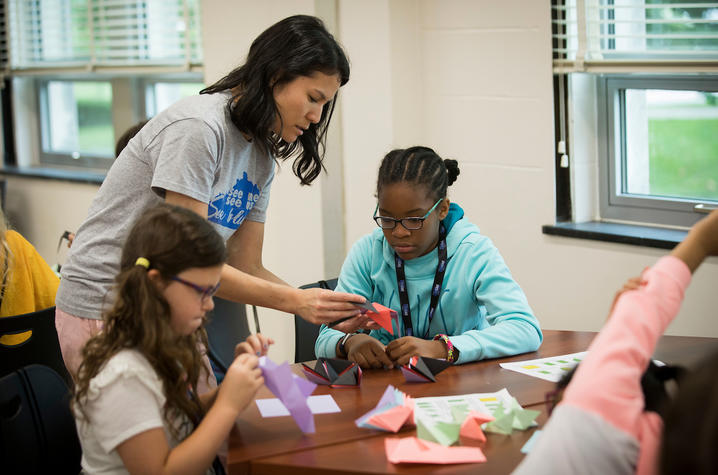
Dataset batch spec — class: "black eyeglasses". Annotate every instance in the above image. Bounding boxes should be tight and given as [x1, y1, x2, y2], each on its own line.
[373, 199, 443, 230]
[171, 276, 220, 302]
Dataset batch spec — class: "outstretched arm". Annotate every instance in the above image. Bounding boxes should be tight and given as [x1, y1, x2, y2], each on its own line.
[671, 208, 718, 273]
[164, 191, 364, 325]
[563, 209, 718, 437]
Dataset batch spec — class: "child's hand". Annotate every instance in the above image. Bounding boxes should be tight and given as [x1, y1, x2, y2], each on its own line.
[345, 334, 394, 369]
[385, 337, 447, 366]
[217, 353, 263, 414]
[607, 275, 645, 320]
[234, 333, 274, 358]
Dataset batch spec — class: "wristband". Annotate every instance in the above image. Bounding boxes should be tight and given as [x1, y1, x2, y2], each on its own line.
[433, 333, 457, 363]
[339, 332, 356, 357]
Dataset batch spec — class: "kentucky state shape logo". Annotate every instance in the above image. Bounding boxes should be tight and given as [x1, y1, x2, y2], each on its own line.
[208, 172, 261, 230]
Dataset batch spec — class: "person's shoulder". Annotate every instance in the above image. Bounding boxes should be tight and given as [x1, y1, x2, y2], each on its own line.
[448, 216, 490, 248]
[4, 229, 42, 257]
[5, 229, 30, 247]
[349, 228, 384, 251]
[93, 349, 160, 390]
[150, 92, 231, 133]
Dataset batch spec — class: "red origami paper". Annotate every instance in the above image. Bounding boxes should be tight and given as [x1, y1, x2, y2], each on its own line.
[365, 302, 397, 335]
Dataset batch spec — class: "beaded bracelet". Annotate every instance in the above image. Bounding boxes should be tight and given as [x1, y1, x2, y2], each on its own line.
[433, 333, 457, 363]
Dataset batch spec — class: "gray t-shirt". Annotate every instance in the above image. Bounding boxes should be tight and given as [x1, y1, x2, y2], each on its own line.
[512, 404, 639, 475]
[57, 92, 275, 320]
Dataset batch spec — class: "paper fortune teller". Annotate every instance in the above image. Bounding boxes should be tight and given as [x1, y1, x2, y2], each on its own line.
[302, 358, 362, 387]
[401, 356, 452, 383]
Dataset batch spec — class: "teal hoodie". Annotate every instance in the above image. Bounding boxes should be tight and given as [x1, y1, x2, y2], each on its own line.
[315, 203, 542, 364]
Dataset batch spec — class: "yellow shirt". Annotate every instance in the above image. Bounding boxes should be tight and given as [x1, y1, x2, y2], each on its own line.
[0, 230, 60, 346]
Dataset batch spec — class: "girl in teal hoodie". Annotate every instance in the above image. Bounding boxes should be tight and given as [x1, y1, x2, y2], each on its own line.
[315, 146, 542, 368]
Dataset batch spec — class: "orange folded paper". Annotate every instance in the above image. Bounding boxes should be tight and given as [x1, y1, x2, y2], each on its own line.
[459, 411, 494, 442]
[367, 405, 413, 433]
[385, 437, 487, 464]
[365, 303, 397, 335]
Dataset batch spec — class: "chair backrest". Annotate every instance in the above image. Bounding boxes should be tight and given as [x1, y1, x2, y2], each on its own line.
[205, 298, 250, 373]
[0, 364, 82, 474]
[0, 306, 72, 386]
[294, 278, 338, 363]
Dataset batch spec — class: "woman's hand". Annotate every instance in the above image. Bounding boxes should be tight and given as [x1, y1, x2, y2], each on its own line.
[234, 333, 274, 358]
[295, 288, 366, 325]
[385, 337, 447, 366]
[345, 334, 394, 369]
[329, 314, 382, 333]
[217, 353, 264, 414]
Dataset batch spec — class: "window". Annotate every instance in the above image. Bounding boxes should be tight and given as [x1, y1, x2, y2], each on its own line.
[598, 75, 718, 227]
[145, 80, 205, 118]
[5, 0, 203, 173]
[553, 0, 718, 228]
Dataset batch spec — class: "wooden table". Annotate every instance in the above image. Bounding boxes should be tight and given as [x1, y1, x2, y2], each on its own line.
[228, 330, 718, 474]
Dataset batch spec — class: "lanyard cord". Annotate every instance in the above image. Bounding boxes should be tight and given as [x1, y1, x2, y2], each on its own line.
[394, 223, 448, 338]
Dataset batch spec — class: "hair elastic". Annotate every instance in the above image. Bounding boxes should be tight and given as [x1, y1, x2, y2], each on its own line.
[135, 257, 150, 269]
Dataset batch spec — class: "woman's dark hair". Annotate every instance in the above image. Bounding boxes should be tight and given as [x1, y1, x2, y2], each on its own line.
[201, 15, 350, 186]
[75, 204, 227, 438]
[376, 146, 460, 200]
[660, 350, 718, 475]
[115, 119, 150, 158]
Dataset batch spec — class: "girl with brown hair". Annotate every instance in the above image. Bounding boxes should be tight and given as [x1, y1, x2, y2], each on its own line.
[74, 204, 270, 474]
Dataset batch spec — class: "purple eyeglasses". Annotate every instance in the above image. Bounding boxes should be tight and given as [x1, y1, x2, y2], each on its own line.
[171, 276, 220, 302]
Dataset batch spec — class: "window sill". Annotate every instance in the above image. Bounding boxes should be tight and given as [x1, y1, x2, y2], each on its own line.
[1, 166, 105, 185]
[542, 221, 687, 250]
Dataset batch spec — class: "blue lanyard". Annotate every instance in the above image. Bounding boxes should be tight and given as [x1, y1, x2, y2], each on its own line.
[394, 223, 448, 338]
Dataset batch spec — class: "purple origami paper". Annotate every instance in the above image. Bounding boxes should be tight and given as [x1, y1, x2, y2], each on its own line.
[259, 356, 317, 433]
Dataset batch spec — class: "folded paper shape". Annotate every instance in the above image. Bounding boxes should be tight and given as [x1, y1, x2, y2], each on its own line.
[259, 356, 317, 433]
[459, 411, 494, 442]
[301, 358, 362, 387]
[356, 385, 414, 433]
[416, 418, 461, 446]
[365, 303, 397, 335]
[367, 405, 413, 433]
[385, 437, 487, 465]
[401, 356, 452, 383]
[484, 397, 539, 435]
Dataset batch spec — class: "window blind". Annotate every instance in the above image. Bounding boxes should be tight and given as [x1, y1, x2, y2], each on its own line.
[0, 2, 7, 71]
[8, 0, 202, 71]
[552, 0, 718, 73]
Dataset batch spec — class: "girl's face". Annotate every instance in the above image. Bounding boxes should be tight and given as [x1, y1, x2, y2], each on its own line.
[161, 265, 223, 336]
[272, 71, 341, 143]
[377, 182, 450, 261]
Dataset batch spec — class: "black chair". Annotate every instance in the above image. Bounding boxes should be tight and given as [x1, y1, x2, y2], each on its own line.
[0, 364, 82, 474]
[294, 278, 338, 363]
[205, 298, 251, 373]
[0, 306, 72, 386]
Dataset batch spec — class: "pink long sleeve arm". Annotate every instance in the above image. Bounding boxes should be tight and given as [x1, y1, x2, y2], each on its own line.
[562, 255, 691, 438]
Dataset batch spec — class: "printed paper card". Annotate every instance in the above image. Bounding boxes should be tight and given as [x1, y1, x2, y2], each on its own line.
[499, 352, 587, 382]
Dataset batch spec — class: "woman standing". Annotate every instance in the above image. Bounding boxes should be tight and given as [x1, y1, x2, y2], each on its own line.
[56, 15, 365, 378]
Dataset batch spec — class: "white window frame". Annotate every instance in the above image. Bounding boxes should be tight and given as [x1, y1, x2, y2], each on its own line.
[5, 0, 203, 174]
[597, 74, 718, 228]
